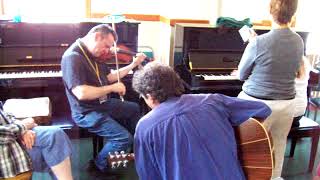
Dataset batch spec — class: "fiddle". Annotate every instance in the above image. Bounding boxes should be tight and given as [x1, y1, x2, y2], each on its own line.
[109, 45, 153, 65]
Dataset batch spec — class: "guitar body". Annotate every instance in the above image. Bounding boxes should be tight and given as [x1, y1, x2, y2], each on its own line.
[235, 118, 274, 180]
[109, 118, 273, 179]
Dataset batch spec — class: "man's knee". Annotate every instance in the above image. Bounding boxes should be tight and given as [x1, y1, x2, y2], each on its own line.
[47, 126, 66, 137]
[127, 102, 141, 120]
[132, 102, 140, 110]
[120, 132, 133, 145]
[112, 132, 133, 150]
[35, 126, 69, 144]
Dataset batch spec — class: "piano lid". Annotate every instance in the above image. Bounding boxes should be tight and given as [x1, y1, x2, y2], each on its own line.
[188, 50, 242, 71]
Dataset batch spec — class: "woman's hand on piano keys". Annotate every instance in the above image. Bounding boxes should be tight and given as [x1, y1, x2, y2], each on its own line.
[230, 70, 238, 76]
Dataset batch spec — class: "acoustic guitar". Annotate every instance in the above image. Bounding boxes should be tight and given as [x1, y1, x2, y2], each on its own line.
[235, 118, 274, 180]
[108, 118, 274, 180]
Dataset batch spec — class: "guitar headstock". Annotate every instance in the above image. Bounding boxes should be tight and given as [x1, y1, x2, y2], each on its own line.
[107, 151, 135, 169]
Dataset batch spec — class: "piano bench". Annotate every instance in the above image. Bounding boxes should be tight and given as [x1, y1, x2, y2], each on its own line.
[51, 115, 104, 159]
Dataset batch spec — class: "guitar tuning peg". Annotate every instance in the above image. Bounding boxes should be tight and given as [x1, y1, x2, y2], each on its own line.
[117, 161, 122, 167]
[121, 151, 127, 158]
[115, 152, 121, 159]
[108, 152, 115, 159]
[123, 160, 129, 168]
[111, 162, 117, 169]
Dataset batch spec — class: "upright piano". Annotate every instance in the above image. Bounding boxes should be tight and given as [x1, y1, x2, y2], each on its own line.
[172, 23, 309, 96]
[0, 21, 140, 116]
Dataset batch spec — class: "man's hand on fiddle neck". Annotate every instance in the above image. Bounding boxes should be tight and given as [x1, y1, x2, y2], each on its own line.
[107, 52, 147, 83]
[132, 53, 147, 67]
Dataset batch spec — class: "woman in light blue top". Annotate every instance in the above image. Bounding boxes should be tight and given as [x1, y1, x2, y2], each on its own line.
[237, 0, 304, 179]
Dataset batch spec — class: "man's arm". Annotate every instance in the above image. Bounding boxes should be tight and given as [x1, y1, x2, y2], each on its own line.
[0, 116, 37, 145]
[0, 123, 26, 144]
[237, 39, 257, 81]
[0, 114, 37, 145]
[217, 94, 271, 126]
[134, 131, 162, 180]
[107, 53, 146, 83]
[72, 83, 125, 101]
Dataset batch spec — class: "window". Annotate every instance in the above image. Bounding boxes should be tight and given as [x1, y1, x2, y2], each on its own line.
[3, 0, 85, 22]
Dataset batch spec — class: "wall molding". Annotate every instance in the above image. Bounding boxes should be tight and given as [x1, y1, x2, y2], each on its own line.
[91, 13, 209, 26]
[0, 0, 4, 15]
[85, 0, 91, 18]
[169, 19, 210, 26]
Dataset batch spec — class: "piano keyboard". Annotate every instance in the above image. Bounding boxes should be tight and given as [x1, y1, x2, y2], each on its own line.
[196, 74, 239, 81]
[0, 70, 62, 79]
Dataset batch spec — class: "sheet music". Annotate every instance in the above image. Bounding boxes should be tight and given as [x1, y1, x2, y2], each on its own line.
[3, 97, 51, 118]
[239, 25, 255, 43]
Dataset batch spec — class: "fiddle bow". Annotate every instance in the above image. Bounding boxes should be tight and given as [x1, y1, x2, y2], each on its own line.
[111, 16, 124, 102]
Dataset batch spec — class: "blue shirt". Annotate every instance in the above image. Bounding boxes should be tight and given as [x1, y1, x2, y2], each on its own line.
[61, 40, 111, 126]
[134, 94, 271, 180]
[238, 28, 304, 100]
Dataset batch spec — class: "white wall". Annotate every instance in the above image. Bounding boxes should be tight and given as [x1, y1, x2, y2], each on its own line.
[92, 0, 216, 20]
[295, 1, 319, 31]
[296, 1, 320, 55]
[219, 0, 317, 31]
[91, 0, 161, 15]
[3, 0, 85, 22]
[138, 21, 172, 64]
[161, 0, 216, 20]
[219, 0, 270, 22]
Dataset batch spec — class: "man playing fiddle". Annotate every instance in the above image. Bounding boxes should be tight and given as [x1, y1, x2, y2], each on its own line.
[61, 24, 146, 173]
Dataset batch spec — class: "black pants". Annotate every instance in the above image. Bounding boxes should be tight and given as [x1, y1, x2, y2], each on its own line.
[291, 115, 303, 128]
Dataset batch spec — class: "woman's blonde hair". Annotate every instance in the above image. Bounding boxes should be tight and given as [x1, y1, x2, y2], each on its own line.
[270, 0, 298, 25]
[296, 56, 309, 79]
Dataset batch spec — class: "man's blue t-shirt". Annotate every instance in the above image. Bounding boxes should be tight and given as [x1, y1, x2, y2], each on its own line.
[134, 94, 271, 180]
[61, 40, 111, 126]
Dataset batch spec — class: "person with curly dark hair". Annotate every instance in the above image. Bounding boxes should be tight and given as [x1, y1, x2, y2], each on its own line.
[132, 62, 272, 180]
[237, 0, 303, 179]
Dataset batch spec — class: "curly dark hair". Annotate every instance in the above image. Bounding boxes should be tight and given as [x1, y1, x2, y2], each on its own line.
[270, 0, 298, 25]
[132, 63, 185, 103]
[88, 24, 118, 42]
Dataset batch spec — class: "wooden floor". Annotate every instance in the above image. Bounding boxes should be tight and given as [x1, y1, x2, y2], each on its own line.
[32, 114, 320, 180]
[283, 111, 320, 180]
[283, 138, 318, 180]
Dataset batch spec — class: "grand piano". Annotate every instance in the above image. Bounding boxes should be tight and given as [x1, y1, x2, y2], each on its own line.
[172, 23, 309, 96]
[0, 21, 140, 117]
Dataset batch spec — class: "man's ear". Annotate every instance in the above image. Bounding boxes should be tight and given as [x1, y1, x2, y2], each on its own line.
[146, 94, 153, 102]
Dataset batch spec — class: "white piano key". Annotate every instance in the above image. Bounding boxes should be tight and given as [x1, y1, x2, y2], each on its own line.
[202, 75, 239, 81]
[0, 70, 63, 79]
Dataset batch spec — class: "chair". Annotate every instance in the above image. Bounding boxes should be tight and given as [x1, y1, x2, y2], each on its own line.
[1, 171, 32, 180]
[306, 70, 320, 120]
[288, 116, 320, 172]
